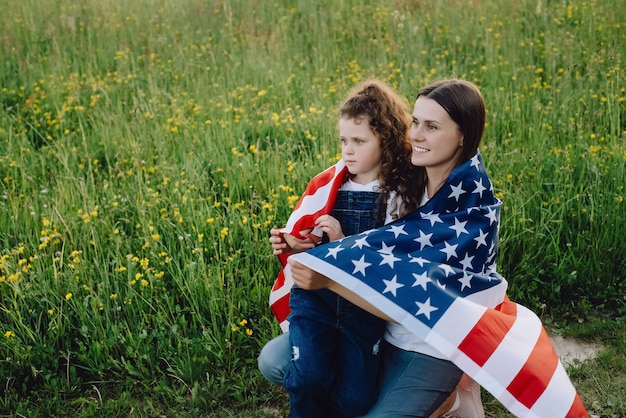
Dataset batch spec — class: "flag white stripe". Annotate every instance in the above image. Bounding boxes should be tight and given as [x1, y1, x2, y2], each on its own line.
[531, 362, 579, 416]
[281, 160, 346, 235]
[482, 304, 543, 385]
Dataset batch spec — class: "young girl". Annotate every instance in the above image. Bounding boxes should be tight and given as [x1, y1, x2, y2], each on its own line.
[264, 79, 420, 418]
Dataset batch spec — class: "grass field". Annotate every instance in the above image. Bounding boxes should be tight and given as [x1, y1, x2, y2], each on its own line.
[1, 0, 625, 416]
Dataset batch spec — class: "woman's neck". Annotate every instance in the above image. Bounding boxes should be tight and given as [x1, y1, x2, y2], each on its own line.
[426, 164, 454, 197]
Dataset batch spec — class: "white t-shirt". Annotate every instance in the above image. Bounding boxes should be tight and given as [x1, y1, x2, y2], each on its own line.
[341, 178, 379, 192]
[383, 190, 447, 359]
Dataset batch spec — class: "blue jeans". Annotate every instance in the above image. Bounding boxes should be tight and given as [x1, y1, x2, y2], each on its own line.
[286, 190, 386, 418]
[257, 335, 462, 418]
[359, 341, 462, 417]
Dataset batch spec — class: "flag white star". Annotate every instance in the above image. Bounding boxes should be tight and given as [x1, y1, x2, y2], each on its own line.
[380, 252, 401, 268]
[485, 207, 498, 225]
[449, 218, 468, 237]
[448, 182, 466, 201]
[378, 242, 396, 254]
[439, 263, 455, 277]
[412, 272, 430, 290]
[325, 245, 344, 259]
[421, 210, 443, 226]
[415, 297, 438, 320]
[414, 230, 433, 250]
[473, 178, 487, 197]
[459, 253, 475, 271]
[458, 271, 473, 291]
[382, 275, 404, 297]
[470, 154, 481, 170]
[351, 255, 372, 276]
[474, 228, 488, 248]
[409, 255, 429, 267]
[439, 241, 458, 260]
[352, 235, 371, 249]
[387, 224, 408, 238]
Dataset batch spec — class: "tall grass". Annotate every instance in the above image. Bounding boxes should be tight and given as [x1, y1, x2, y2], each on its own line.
[0, 0, 625, 415]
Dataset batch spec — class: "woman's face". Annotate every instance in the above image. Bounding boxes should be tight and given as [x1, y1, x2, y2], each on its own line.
[409, 96, 463, 173]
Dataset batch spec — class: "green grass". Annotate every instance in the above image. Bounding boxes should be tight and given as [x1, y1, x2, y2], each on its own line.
[0, 0, 624, 416]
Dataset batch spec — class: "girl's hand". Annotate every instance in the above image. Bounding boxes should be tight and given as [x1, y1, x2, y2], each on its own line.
[269, 228, 316, 255]
[315, 215, 345, 241]
[288, 258, 332, 290]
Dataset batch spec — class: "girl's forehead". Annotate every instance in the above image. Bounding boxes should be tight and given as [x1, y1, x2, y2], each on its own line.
[339, 114, 370, 124]
[338, 116, 377, 136]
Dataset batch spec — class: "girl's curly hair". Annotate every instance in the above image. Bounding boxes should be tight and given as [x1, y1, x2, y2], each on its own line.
[338, 80, 423, 221]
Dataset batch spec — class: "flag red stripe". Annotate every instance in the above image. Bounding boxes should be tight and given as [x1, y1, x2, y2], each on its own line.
[271, 270, 286, 291]
[270, 161, 346, 331]
[567, 394, 589, 418]
[291, 165, 339, 212]
[270, 293, 291, 324]
[506, 327, 559, 408]
[457, 298, 517, 366]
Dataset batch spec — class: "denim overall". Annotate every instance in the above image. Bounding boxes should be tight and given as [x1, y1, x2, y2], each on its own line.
[284, 190, 388, 418]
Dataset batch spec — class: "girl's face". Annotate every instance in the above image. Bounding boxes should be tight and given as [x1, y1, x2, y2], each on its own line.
[409, 96, 464, 174]
[339, 116, 382, 185]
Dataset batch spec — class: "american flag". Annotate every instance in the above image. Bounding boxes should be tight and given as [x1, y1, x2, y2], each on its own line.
[287, 153, 587, 417]
[269, 159, 349, 332]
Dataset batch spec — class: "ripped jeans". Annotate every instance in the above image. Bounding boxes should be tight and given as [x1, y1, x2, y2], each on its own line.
[285, 287, 386, 418]
[283, 190, 386, 418]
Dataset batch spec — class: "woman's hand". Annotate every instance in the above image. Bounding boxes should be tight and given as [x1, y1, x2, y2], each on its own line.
[269, 228, 317, 255]
[315, 215, 345, 241]
[288, 257, 396, 322]
[288, 258, 332, 290]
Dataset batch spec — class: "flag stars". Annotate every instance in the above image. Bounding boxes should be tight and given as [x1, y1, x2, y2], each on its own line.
[351, 255, 372, 276]
[325, 245, 344, 259]
[449, 218, 469, 237]
[379, 252, 401, 268]
[470, 154, 481, 170]
[421, 210, 443, 226]
[474, 229, 488, 248]
[473, 178, 487, 197]
[459, 253, 475, 271]
[439, 241, 458, 260]
[409, 255, 429, 267]
[439, 264, 455, 277]
[387, 224, 409, 238]
[485, 207, 498, 225]
[448, 182, 466, 202]
[414, 230, 434, 250]
[415, 297, 438, 320]
[458, 271, 473, 291]
[378, 242, 396, 254]
[382, 275, 404, 297]
[412, 272, 430, 290]
[352, 235, 371, 249]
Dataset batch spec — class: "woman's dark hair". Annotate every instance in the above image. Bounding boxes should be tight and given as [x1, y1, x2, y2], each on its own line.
[417, 79, 486, 165]
[403, 79, 487, 210]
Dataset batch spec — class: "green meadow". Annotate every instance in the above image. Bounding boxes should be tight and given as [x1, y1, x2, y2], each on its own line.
[1, 0, 625, 416]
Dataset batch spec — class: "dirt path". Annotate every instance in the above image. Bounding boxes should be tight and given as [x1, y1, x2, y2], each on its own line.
[550, 334, 602, 365]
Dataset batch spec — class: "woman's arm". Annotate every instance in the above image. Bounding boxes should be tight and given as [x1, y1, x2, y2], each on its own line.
[288, 257, 396, 322]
